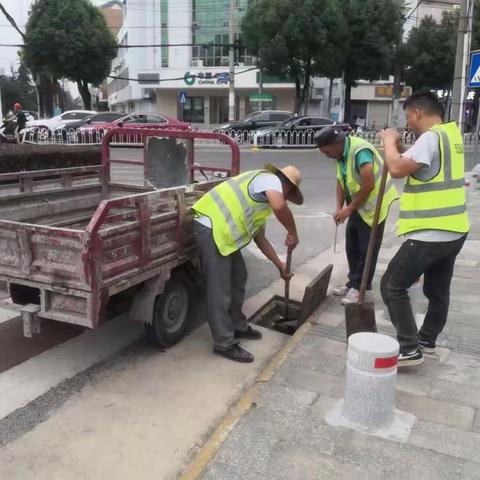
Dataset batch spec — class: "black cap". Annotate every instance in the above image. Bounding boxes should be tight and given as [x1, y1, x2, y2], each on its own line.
[314, 126, 346, 147]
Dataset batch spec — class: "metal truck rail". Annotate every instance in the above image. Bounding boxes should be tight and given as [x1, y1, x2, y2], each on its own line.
[0, 128, 239, 347]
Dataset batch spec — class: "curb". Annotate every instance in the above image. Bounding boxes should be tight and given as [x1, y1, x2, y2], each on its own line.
[178, 320, 314, 480]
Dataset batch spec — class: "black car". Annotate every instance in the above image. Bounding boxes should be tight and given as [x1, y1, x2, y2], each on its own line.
[255, 116, 352, 147]
[216, 110, 294, 134]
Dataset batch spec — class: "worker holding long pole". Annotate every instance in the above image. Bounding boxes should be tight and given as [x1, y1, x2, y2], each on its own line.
[379, 90, 469, 367]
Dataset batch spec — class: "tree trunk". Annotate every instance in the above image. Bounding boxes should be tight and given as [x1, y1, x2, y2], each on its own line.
[294, 74, 301, 115]
[77, 81, 92, 110]
[302, 59, 311, 116]
[344, 81, 352, 125]
[327, 78, 334, 117]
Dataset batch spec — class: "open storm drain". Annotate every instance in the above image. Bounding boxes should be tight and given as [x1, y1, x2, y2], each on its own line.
[248, 265, 333, 335]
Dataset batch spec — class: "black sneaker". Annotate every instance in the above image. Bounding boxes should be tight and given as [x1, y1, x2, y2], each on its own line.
[234, 326, 263, 340]
[418, 337, 436, 354]
[213, 344, 254, 363]
[398, 348, 424, 367]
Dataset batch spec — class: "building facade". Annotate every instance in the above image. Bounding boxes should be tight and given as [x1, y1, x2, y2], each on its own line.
[107, 0, 295, 125]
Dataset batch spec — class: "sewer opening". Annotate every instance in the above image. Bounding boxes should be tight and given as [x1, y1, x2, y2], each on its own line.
[248, 295, 302, 336]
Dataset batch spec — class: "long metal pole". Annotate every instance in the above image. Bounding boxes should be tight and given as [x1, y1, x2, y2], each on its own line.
[451, 0, 473, 131]
[228, 0, 236, 121]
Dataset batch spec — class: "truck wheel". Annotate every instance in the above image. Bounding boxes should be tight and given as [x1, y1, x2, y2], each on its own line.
[145, 273, 190, 348]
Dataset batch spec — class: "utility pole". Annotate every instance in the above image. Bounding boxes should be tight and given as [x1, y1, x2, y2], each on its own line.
[451, 0, 474, 132]
[228, 0, 236, 121]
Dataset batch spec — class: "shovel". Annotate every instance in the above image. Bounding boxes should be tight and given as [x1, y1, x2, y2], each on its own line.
[344, 163, 389, 338]
[274, 247, 297, 324]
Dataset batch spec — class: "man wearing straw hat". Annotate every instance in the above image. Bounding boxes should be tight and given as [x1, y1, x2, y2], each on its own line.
[192, 164, 303, 363]
[315, 126, 398, 305]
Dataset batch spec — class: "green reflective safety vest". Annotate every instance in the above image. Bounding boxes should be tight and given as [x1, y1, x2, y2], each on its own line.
[398, 122, 470, 236]
[192, 170, 273, 256]
[336, 137, 398, 227]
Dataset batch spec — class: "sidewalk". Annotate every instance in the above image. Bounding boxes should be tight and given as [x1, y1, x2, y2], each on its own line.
[189, 191, 480, 480]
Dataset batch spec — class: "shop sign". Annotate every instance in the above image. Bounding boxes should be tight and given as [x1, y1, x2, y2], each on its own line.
[250, 93, 273, 102]
[184, 71, 230, 86]
[374, 85, 411, 98]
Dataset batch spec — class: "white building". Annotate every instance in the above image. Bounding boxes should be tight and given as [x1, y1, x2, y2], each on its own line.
[107, 0, 296, 126]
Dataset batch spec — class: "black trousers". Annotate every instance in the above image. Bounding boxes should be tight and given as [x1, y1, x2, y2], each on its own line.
[380, 235, 467, 353]
[345, 211, 385, 291]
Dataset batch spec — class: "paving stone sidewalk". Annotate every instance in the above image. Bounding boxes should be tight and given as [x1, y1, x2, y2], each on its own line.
[198, 191, 480, 480]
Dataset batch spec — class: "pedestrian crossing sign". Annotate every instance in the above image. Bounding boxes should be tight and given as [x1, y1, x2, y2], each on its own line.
[468, 50, 480, 88]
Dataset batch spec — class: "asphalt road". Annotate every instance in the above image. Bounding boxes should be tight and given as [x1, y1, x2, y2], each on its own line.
[110, 145, 342, 297]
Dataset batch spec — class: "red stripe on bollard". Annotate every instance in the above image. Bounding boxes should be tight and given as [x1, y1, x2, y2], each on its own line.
[374, 355, 398, 369]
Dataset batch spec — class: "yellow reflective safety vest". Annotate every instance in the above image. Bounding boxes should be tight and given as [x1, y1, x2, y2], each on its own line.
[193, 170, 273, 256]
[398, 122, 470, 236]
[336, 137, 398, 226]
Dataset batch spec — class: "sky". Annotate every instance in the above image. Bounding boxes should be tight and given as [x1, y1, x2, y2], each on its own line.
[0, 0, 106, 73]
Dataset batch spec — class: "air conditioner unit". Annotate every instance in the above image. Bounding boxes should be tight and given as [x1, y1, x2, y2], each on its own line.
[192, 21, 199, 28]
[192, 59, 204, 67]
[161, 22, 167, 28]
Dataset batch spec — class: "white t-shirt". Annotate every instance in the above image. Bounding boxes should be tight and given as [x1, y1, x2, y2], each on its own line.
[195, 172, 283, 229]
[401, 131, 464, 242]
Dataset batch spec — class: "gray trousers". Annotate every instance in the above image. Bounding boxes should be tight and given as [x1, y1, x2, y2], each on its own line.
[194, 222, 249, 350]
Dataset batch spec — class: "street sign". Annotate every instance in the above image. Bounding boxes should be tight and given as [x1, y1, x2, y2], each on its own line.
[179, 91, 188, 104]
[468, 50, 480, 88]
[249, 93, 273, 102]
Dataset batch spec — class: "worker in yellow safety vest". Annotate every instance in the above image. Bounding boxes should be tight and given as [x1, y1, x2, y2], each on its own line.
[314, 126, 398, 305]
[379, 89, 469, 368]
[192, 164, 303, 363]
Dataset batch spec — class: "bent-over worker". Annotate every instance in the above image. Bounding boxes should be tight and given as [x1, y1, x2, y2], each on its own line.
[192, 164, 303, 363]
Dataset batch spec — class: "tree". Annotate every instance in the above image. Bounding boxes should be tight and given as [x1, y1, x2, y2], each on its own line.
[339, 0, 404, 123]
[403, 12, 458, 92]
[0, 65, 38, 115]
[242, 0, 347, 114]
[23, 0, 118, 109]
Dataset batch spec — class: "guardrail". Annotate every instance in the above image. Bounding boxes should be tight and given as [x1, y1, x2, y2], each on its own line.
[19, 125, 480, 150]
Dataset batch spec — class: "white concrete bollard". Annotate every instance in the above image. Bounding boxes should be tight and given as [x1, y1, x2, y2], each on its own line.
[472, 164, 480, 190]
[342, 332, 400, 430]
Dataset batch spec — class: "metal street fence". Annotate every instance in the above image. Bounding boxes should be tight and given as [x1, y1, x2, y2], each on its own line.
[17, 126, 480, 154]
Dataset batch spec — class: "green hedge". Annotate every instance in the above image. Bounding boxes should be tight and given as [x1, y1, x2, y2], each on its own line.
[0, 145, 102, 173]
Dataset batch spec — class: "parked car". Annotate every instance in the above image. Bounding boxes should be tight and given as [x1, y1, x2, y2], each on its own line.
[255, 116, 352, 147]
[24, 110, 97, 140]
[54, 112, 126, 142]
[59, 111, 125, 131]
[216, 110, 294, 135]
[77, 112, 191, 137]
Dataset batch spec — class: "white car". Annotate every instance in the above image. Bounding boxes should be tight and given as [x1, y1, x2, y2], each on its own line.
[25, 110, 97, 137]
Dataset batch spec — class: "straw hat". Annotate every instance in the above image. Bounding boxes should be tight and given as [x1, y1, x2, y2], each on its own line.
[264, 164, 304, 205]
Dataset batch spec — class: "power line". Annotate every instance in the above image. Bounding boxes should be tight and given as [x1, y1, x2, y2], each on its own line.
[405, 0, 425, 21]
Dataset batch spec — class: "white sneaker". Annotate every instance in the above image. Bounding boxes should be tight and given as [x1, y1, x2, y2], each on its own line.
[332, 285, 349, 296]
[341, 288, 360, 305]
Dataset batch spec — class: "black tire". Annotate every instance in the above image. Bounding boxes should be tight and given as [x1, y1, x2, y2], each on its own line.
[145, 272, 191, 348]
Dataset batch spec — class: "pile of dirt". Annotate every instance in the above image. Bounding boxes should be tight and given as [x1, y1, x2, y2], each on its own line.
[0, 144, 102, 173]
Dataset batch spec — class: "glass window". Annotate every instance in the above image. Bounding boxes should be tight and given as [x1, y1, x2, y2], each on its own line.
[310, 117, 333, 126]
[89, 113, 123, 123]
[145, 115, 167, 124]
[192, 0, 254, 67]
[182, 97, 205, 123]
[297, 118, 311, 126]
[122, 115, 145, 124]
[271, 113, 291, 121]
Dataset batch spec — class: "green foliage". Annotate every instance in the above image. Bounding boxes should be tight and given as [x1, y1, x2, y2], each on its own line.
[242, 0, 347, 112]
[340, 0, 403, 85]
[403, 12, 458, 91]
[0, 64, 37, 116]
[23, 0, 118, 108]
